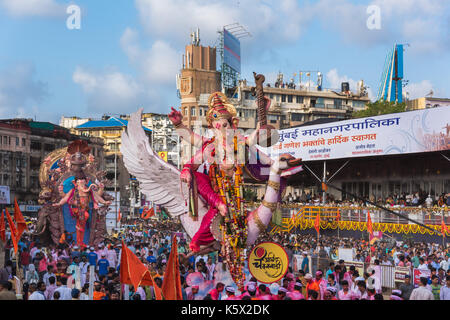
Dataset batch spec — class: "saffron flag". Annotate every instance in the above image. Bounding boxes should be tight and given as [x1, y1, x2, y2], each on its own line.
[14, 198, 28, 242]
[314, 213, 320, 235]
[5, 208, 18, 253]
[0, 210, 6, 243]
[162, 236, 183, 300]
[119, 240, 161, 300]
[117, 208, 121, 223]
[141, 207, 155, 220]
[367, 212, 373, 236]
[442, 220, 448, 237]
[336, 208, 340, 221]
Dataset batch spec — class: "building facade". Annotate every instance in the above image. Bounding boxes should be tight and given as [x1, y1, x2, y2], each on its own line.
[406, 97, 450, 111]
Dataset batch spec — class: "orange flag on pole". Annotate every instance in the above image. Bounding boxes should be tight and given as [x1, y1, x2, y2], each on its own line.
[117, 208, 121, 223]
[119, 240, 161, 300]
[5, 208, 18, 253]
[0, 210, 6, 243]
[314, 213, 320, 235]
[14, 198, 28, 242]
[367, 211, 373, 236]
[162, 235, 183, 300]
[141, 207, 155, 220]
[441, 219, 448, 237]
[336, 208, 340, 221]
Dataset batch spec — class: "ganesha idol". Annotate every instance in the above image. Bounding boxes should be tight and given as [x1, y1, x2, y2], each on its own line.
[121, 87, 303, 288]
[34, 140, 113, 248]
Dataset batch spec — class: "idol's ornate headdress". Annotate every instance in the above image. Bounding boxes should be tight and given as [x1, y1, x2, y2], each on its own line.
[67, 140, 90, 165]
[206, 92, 237, 126]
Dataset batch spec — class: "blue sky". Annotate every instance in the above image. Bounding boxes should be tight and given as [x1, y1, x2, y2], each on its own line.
[0, 0, 449, 123]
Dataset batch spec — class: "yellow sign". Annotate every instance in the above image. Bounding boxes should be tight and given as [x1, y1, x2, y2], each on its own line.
[158, 151, 168, 162]
[248, 242, 289, 284]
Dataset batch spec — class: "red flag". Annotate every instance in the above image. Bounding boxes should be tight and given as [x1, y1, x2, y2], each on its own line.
[0, 210, 6, 243]
[367, 212, 373, 236]
[5, 208, 18, 253]
[442, 220, 448, 237]
[120, 240, 161, 299]
[141, 207, 155, 220]
[14, 198, 28, 242]
[336, 208, 340, 221]
[162, 236, 182, 300]
[117, 208, 121, 223]
[314, 213, 320, 235]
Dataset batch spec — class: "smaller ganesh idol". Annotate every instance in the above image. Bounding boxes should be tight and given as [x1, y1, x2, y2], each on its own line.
[53, 141, 111, 248]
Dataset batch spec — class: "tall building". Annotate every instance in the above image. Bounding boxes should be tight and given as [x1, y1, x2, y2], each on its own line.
[0, 119, 104, 214]
[177, 34, 221, 130]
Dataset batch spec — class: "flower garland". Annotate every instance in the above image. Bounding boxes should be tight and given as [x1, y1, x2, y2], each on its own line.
[209, 135, 248, 289]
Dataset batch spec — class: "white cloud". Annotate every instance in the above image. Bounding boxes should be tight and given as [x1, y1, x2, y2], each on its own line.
[0, 63, 48, 118]
[404, 80, 436, 100]
[0, 0, 65, 17]
[305, 0, 449, 54]
[73, 66, 145, 114]
[120, 28, 179, 85]
[134, 0, 312, 45]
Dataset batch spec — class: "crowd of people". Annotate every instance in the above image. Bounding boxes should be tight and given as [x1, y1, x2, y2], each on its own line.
[0, 216, 449, 300]
[282, 191, 450, 209]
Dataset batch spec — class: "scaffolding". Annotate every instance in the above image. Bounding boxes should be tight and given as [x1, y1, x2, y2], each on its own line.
[216, 23, 251, 92]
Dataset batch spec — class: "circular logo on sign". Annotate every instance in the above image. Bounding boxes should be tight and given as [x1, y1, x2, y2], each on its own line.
[248, 242, 289, 284]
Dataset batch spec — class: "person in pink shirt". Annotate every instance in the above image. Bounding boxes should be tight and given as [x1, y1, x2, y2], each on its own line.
[337, 280, 352, 300]
[314, 270, 327, 300]
[224, 286, 240, 300]
[38, 252, 48, 274]
[257, 284, 273, 300]
[286, 282, 305, 300]
[284, 273, 295, 292]
[208, 282, 224, 300]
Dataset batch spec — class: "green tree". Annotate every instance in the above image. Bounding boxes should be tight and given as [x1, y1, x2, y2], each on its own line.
[352, 100, 407, 118]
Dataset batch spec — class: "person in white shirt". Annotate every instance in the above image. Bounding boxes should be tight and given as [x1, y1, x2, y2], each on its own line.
[425, 195, 433, 207]
[410, 277, 434, 300]
[28, 282, 46, 300]
[42, 265, 56, 287]
[106, 246, 118, 269]
[417, 258, 429, 271]
[205, 256, 216, 281]
[53, 277, 73, 300]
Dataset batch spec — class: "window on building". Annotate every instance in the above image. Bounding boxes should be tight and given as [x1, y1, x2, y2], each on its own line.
[269, 93, 274, 99]
[296, 96, 304, 104]
[3, 136, 7, 145]
[44, 144, 55, 152]
[199, 108, 203, 116]
[183, 108, 188, 116]
[191, 107, 196, 116]
[316, 98, 325, 108]
[334, 99, 343, 109]
[291, 113, 304, 122]
[268, 115, 278, 124]
[22, 138, 26, 146]
[16, 137, 19, 146]
[287, 95, 293, 103]
[30, 141, 41, 150]
[281, 94, 286, 103]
